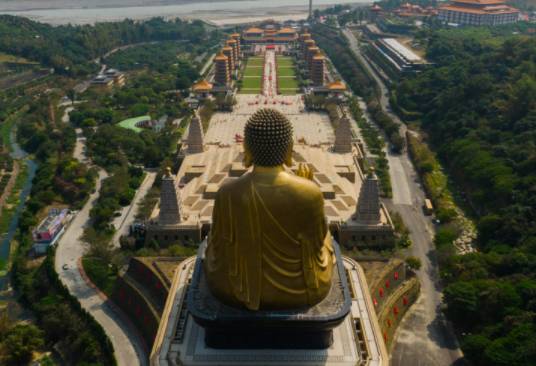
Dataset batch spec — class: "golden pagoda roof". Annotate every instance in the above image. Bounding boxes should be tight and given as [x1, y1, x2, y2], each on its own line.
[226, 38, 237, 44]
[328, 80, 347, 91]
[222, 46, 233, 52]
[192, 79, 213, 91]
[244, 27, 264, 33]
[214, 53, 228, 61]
[230, 33, 241, 37]
[278, 27, 296, 33]
[313, 53, 326, 60]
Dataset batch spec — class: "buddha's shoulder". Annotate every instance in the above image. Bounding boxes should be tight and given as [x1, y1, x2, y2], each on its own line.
[217, 173, 252, 195]
[283, 174, 322, 198]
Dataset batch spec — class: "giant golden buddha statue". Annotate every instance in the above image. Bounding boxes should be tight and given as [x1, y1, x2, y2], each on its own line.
[204, 109, 335, 311]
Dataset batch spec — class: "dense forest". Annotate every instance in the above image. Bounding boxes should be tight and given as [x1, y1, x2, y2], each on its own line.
[0, 15, 217, 75]
[396, 29, 536, 365]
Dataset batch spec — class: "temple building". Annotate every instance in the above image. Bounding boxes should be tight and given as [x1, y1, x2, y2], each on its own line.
[438, 0, 519, 25]
[242, 24, 299, 44]
[213, 53, 230, 86]
[191, 80, 213, 99]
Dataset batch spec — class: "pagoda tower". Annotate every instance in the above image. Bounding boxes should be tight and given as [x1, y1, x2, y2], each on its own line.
[333, 116, 353, 153]
[303, 39, 315, 61]
[311, 51, 326, 86]
[187, 115, 204, 154]
[354, 169, 381, 224]
[222, 46, 235, 73]
[158, 167, 182, 226]
[214, 52, 230, 86]
[300, 32, 312, 51]
[226, 39, 239, 67]
[307, 45, 320, 71]
[230, 33, 241, 58]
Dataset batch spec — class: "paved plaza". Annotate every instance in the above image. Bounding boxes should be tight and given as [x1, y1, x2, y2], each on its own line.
[204, 94, 334, 146]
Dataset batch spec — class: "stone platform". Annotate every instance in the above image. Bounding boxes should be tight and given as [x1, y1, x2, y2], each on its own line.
[150, 247, 389, 366]
[187, 242, 351, 349]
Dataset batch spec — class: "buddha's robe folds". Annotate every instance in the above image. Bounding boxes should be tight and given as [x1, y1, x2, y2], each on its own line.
[204, 170, 335, 311]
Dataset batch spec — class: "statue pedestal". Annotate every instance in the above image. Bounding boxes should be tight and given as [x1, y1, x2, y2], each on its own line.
[187, 243, 351, 350]
[150, 243, 389, 366]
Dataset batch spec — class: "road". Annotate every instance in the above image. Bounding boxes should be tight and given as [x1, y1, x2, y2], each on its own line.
[343, 28, 465, 365]
[112, 171, 156, 248]
[55, 170, 148, 366]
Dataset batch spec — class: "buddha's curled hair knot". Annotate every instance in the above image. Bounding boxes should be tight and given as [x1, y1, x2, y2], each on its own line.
[244, 109, 293, 167]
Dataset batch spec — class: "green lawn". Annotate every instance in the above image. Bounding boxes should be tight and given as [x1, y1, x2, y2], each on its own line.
[276, 56, 298, 95]
[278, 77, 299, 89]
[276, 67, 296, 77]
[244, 66, 263, 77]
[246, 58, 264, 66]
[242, 77, 262, 89]
[279, 89, 298, 95]
[277, 58, 294, 67]
[118, 115, 150, 133]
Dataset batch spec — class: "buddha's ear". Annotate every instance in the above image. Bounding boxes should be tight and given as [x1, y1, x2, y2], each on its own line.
[284, 143, 293, 167]
[243, 142, 253, 168]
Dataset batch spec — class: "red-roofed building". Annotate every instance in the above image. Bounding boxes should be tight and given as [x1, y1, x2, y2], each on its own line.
[439, 0, 519, 25]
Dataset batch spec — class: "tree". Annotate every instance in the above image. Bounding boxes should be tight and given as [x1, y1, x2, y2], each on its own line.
[405, 256, 422, 271]
[443, 281, 478, 326]
[67, 89, 76, 105]
[1, 324, 44, 365]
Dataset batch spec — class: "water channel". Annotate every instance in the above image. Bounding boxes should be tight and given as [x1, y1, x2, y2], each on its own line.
[0, 125, 36, 291]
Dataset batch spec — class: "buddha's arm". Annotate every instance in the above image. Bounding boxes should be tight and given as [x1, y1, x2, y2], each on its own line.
[205, 192, 231, 272]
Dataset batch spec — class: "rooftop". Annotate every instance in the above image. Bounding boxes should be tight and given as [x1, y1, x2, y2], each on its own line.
[214, 53, 228, 61]
[328, 80, 347, 91]
[440, 3, 519, 13]
[192, 79, 213, 92]
[244, 27, 264, 33]
[278, 27, 297, 33]
[382, 38, 422, 63]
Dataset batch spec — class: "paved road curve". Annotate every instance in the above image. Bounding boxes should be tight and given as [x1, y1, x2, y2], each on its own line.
[343, 28, 465, 366]
[55, 170, 148, 366]
[56, 104, 148, 365]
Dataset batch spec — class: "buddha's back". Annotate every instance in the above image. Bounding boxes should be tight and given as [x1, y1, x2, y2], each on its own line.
[205, 169, 334, 311]
[203, 109, 335, 311]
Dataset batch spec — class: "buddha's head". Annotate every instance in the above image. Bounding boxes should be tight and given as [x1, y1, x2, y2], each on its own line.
[244, 108, 293, 168]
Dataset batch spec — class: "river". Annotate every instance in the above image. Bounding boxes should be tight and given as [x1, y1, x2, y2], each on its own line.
[0, 125, 36, 291]
[0, 0, 370, 25]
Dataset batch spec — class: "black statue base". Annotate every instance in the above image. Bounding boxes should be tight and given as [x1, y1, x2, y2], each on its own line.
[187, 242, 351, 350]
